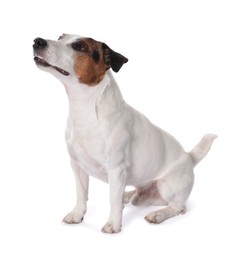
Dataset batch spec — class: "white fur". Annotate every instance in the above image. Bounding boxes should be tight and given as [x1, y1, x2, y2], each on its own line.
[34, 34, 216, 233]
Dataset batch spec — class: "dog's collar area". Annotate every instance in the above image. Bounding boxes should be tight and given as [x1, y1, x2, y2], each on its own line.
[34, 56, 70, 76]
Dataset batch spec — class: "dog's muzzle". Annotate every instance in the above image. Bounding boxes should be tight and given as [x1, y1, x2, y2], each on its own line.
[33, 37, 70, 76]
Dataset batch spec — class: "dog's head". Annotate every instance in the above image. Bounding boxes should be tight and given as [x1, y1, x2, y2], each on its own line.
[33, 34, 128, 86]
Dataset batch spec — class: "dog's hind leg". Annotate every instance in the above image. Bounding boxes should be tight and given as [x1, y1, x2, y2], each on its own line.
[145, 204, 186, 224]
[145, 156, 194, 224]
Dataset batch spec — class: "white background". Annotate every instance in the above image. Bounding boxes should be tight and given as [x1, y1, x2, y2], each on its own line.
[0, 0, 246, 259]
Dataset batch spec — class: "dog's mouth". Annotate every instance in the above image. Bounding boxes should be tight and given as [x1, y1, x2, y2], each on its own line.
[34, 56, 70, 76]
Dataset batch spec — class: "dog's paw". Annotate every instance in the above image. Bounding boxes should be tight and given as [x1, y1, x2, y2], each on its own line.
[101, 222, 121, 234]
[131, 194, 144, 206]
[123, 190, 136, 203]
[62, 210, 84, 224]
[144, 212, 164, 224]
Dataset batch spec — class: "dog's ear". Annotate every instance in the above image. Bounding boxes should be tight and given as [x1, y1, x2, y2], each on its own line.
[102, 43, 128, 72]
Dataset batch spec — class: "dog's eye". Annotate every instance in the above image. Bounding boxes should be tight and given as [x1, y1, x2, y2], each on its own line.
[72, 41, 86, 52]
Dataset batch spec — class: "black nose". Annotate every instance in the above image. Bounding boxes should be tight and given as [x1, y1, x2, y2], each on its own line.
[33, 37, 47, 49]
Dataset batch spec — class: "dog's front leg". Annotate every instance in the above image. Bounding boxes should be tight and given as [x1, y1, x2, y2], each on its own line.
[63, 159, 89, 224]
[101, 165, 126, 234]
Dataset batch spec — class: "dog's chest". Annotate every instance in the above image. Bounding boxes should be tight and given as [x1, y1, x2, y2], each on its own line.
[65, 107, 108, 182]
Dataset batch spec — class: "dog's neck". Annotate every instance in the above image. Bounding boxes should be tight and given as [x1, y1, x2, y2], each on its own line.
[63, 71, 124, 121]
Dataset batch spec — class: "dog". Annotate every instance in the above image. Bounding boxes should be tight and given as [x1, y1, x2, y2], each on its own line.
[33, 34, 216, 233]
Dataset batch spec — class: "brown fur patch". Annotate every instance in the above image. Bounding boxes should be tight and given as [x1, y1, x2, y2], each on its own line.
[73, 38, 108, 86]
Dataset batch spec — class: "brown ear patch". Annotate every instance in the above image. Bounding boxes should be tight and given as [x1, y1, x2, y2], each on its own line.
[73, 38, 128, 86]
[73, 38, 108, 86]
[74, 54, 106, 86]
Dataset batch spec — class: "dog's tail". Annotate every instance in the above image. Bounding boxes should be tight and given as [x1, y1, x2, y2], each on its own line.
[189, 134, 217, 166]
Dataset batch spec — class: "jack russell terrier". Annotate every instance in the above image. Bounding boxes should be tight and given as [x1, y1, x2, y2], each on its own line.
[33, 34, 216, 233]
